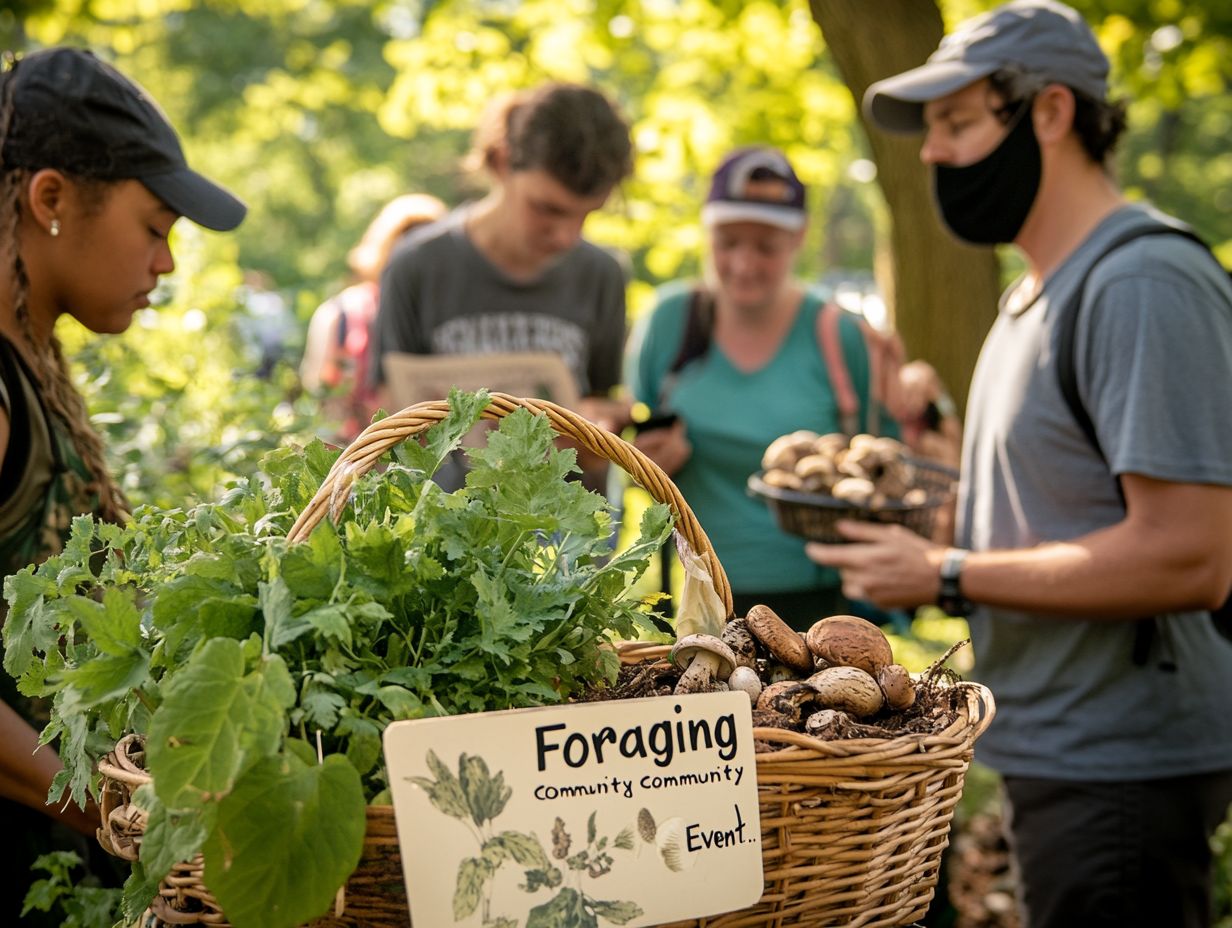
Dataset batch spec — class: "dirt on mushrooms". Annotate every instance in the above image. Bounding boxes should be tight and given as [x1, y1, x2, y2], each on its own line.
[578, 612, 973, 745]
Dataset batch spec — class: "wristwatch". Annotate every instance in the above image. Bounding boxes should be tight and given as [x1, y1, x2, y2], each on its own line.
[937, 548, 972, 617]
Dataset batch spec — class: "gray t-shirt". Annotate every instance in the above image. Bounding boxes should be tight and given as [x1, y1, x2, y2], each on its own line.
[370, 207, 626, 397]
[959, 203, 1232, 780]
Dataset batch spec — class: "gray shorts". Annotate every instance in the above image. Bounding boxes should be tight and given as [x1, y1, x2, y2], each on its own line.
[1002, 771, 1232, 928]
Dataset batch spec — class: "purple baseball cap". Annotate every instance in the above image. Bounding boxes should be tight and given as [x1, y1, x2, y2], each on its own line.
[701, 146, 807, 231]
[864, 0, 1108, 134]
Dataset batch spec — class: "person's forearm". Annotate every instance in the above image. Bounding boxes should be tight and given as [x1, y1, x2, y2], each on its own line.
[0, 702, 97, 836]
[958, 522, 1227, 618]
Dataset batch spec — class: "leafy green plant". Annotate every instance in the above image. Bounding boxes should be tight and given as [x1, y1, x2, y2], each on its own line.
[412, 750, 642, 928]
[20, 851, 122, 928]
[2, 389, 672, 928]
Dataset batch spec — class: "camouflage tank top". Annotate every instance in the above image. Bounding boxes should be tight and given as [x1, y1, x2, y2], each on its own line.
[0, 334, 100, 724]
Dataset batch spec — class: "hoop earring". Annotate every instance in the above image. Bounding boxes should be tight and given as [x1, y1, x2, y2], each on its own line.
[49, 218, 61, 237]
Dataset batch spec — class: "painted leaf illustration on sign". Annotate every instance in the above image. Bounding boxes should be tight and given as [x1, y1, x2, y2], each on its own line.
[453, 856, 489, 920]
[591, 900, 644, 925]
[408, 749, 469, 820]
[526, 887, 598, 928]
[413, 751, 645, 925]
[460, 753, 512, 826]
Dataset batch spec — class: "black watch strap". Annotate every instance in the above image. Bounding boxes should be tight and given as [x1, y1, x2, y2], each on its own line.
[937, 547, 972, 617]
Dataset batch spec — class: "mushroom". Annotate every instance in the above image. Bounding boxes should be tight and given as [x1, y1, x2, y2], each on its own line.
[670, 634, 736, 695]
[874, 458, 915, 498]
[727, 666, 763, 703]
[812, 432, 849, 459]
[764, 661, 798, 684]
[902, 487, 929, 507]
[830, 476, 877, 506]
[761, 468, 804, 491]
[805, 614, 894, 677]
[744, 605, 814, 676]
[750, 707, 794, 730]
[804, 708, 853, 739]
[877, 663, 916, 710]
[720, 618, 758, 669]
[756, 680, 818, 725]
[806, 666, 884, 718]
[761, 431, 820, 472]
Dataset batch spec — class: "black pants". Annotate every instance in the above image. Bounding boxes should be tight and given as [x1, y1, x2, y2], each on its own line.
[1002, 771, 1232, 928]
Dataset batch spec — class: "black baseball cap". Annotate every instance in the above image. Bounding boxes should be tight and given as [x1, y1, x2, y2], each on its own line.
[2, 47, 246, 231]
[864, 0, 1108, 134]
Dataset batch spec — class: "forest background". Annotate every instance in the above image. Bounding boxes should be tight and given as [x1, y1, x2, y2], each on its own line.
[4, 1, 1232, 924]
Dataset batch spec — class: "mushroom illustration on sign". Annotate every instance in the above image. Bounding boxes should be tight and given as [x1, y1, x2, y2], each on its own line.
[634, 807, 697, 873]
[671, 634, 737, 695]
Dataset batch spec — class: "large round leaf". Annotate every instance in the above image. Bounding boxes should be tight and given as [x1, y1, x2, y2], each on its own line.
[203, 752, 366, 928]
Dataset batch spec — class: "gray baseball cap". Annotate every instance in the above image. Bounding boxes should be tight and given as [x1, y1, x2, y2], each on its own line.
[863, 0, 1108, 134]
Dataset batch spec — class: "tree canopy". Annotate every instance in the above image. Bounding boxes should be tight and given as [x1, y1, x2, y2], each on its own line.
[5, 0, 1229, 503]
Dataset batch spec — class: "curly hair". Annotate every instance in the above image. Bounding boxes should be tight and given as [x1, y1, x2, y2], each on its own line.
[987, 67, 1128, 167]
[0, 59, 130, 525]
[465, 83, 634, 197]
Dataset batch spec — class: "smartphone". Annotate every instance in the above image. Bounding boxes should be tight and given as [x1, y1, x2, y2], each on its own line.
[632, 411, 680, 435]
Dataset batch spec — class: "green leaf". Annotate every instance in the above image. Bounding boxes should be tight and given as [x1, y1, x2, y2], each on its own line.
[453, 856, 489, 920]
[121, 863, 163, 923]
[203, 753, 365, 928]
[146, 638, 256, 809]
[591, 899, 644, 925]
[56, 649, 150, 710]
[135, 785, 210, 884]
[587, 811, 597, 846]
[526, 887, 597, 928]
[259, 578, 296, 652]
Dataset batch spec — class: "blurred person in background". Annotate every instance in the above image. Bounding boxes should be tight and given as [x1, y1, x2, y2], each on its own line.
[300, 193, 446, 442]
[626, 146, 903, 630]
[368, 83, 634, 493]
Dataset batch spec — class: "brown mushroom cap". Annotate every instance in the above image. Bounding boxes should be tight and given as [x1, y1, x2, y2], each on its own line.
[744, 605, 813, 675]
[830, 476, 876, 506]
[877, 663, 916, 710]
[755, 680, 817, 723]
[671, 634, 737, 679]
[805, 614, 894, 677]
[806, 666, 884, 717]
[720, 618, 758, 670]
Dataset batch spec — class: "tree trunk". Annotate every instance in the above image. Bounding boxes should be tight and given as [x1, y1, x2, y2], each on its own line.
[808, 0, 1002, 414]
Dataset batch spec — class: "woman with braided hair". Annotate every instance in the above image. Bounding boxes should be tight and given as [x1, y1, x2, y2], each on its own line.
[0, 47, 244, 915]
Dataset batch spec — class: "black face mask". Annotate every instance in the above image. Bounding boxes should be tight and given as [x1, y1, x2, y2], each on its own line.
[932, 103, 1042, 245]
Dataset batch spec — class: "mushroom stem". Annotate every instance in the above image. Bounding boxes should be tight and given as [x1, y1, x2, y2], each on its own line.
[675, 650, 720, 694]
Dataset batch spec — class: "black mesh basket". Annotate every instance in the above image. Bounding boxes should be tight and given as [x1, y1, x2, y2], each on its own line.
[748, 458, 958, 544]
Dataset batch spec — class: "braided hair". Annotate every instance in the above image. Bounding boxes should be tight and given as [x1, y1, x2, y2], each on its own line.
[0, 57, 130, 525]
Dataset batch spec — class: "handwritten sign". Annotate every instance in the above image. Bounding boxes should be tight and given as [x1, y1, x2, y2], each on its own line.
[384, 692, 763, 927]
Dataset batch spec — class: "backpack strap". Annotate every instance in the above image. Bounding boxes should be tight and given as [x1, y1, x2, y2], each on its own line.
[1053, 220, 1223, 667]
[1056, 221, 1213, 476]
[657, 288, 715, 410]
[816, 302, 863, 436]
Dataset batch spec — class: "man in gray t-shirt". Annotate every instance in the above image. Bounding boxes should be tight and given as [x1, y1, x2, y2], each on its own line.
[369, 83, 634, 492]
[809, 3, 1232, 926]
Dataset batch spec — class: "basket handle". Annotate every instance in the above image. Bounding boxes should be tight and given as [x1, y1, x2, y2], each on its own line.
[962, 682, 996, 741]
[287, 392, 733, 617]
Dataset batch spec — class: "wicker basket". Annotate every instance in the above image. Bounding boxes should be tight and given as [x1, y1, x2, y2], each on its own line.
[748, 458, 958, 544]
[97, 393, 993, 928]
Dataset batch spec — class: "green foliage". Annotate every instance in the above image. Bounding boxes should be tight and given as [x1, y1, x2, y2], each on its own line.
[20, 851, 122, 928]
[2, 392, 670, 928]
